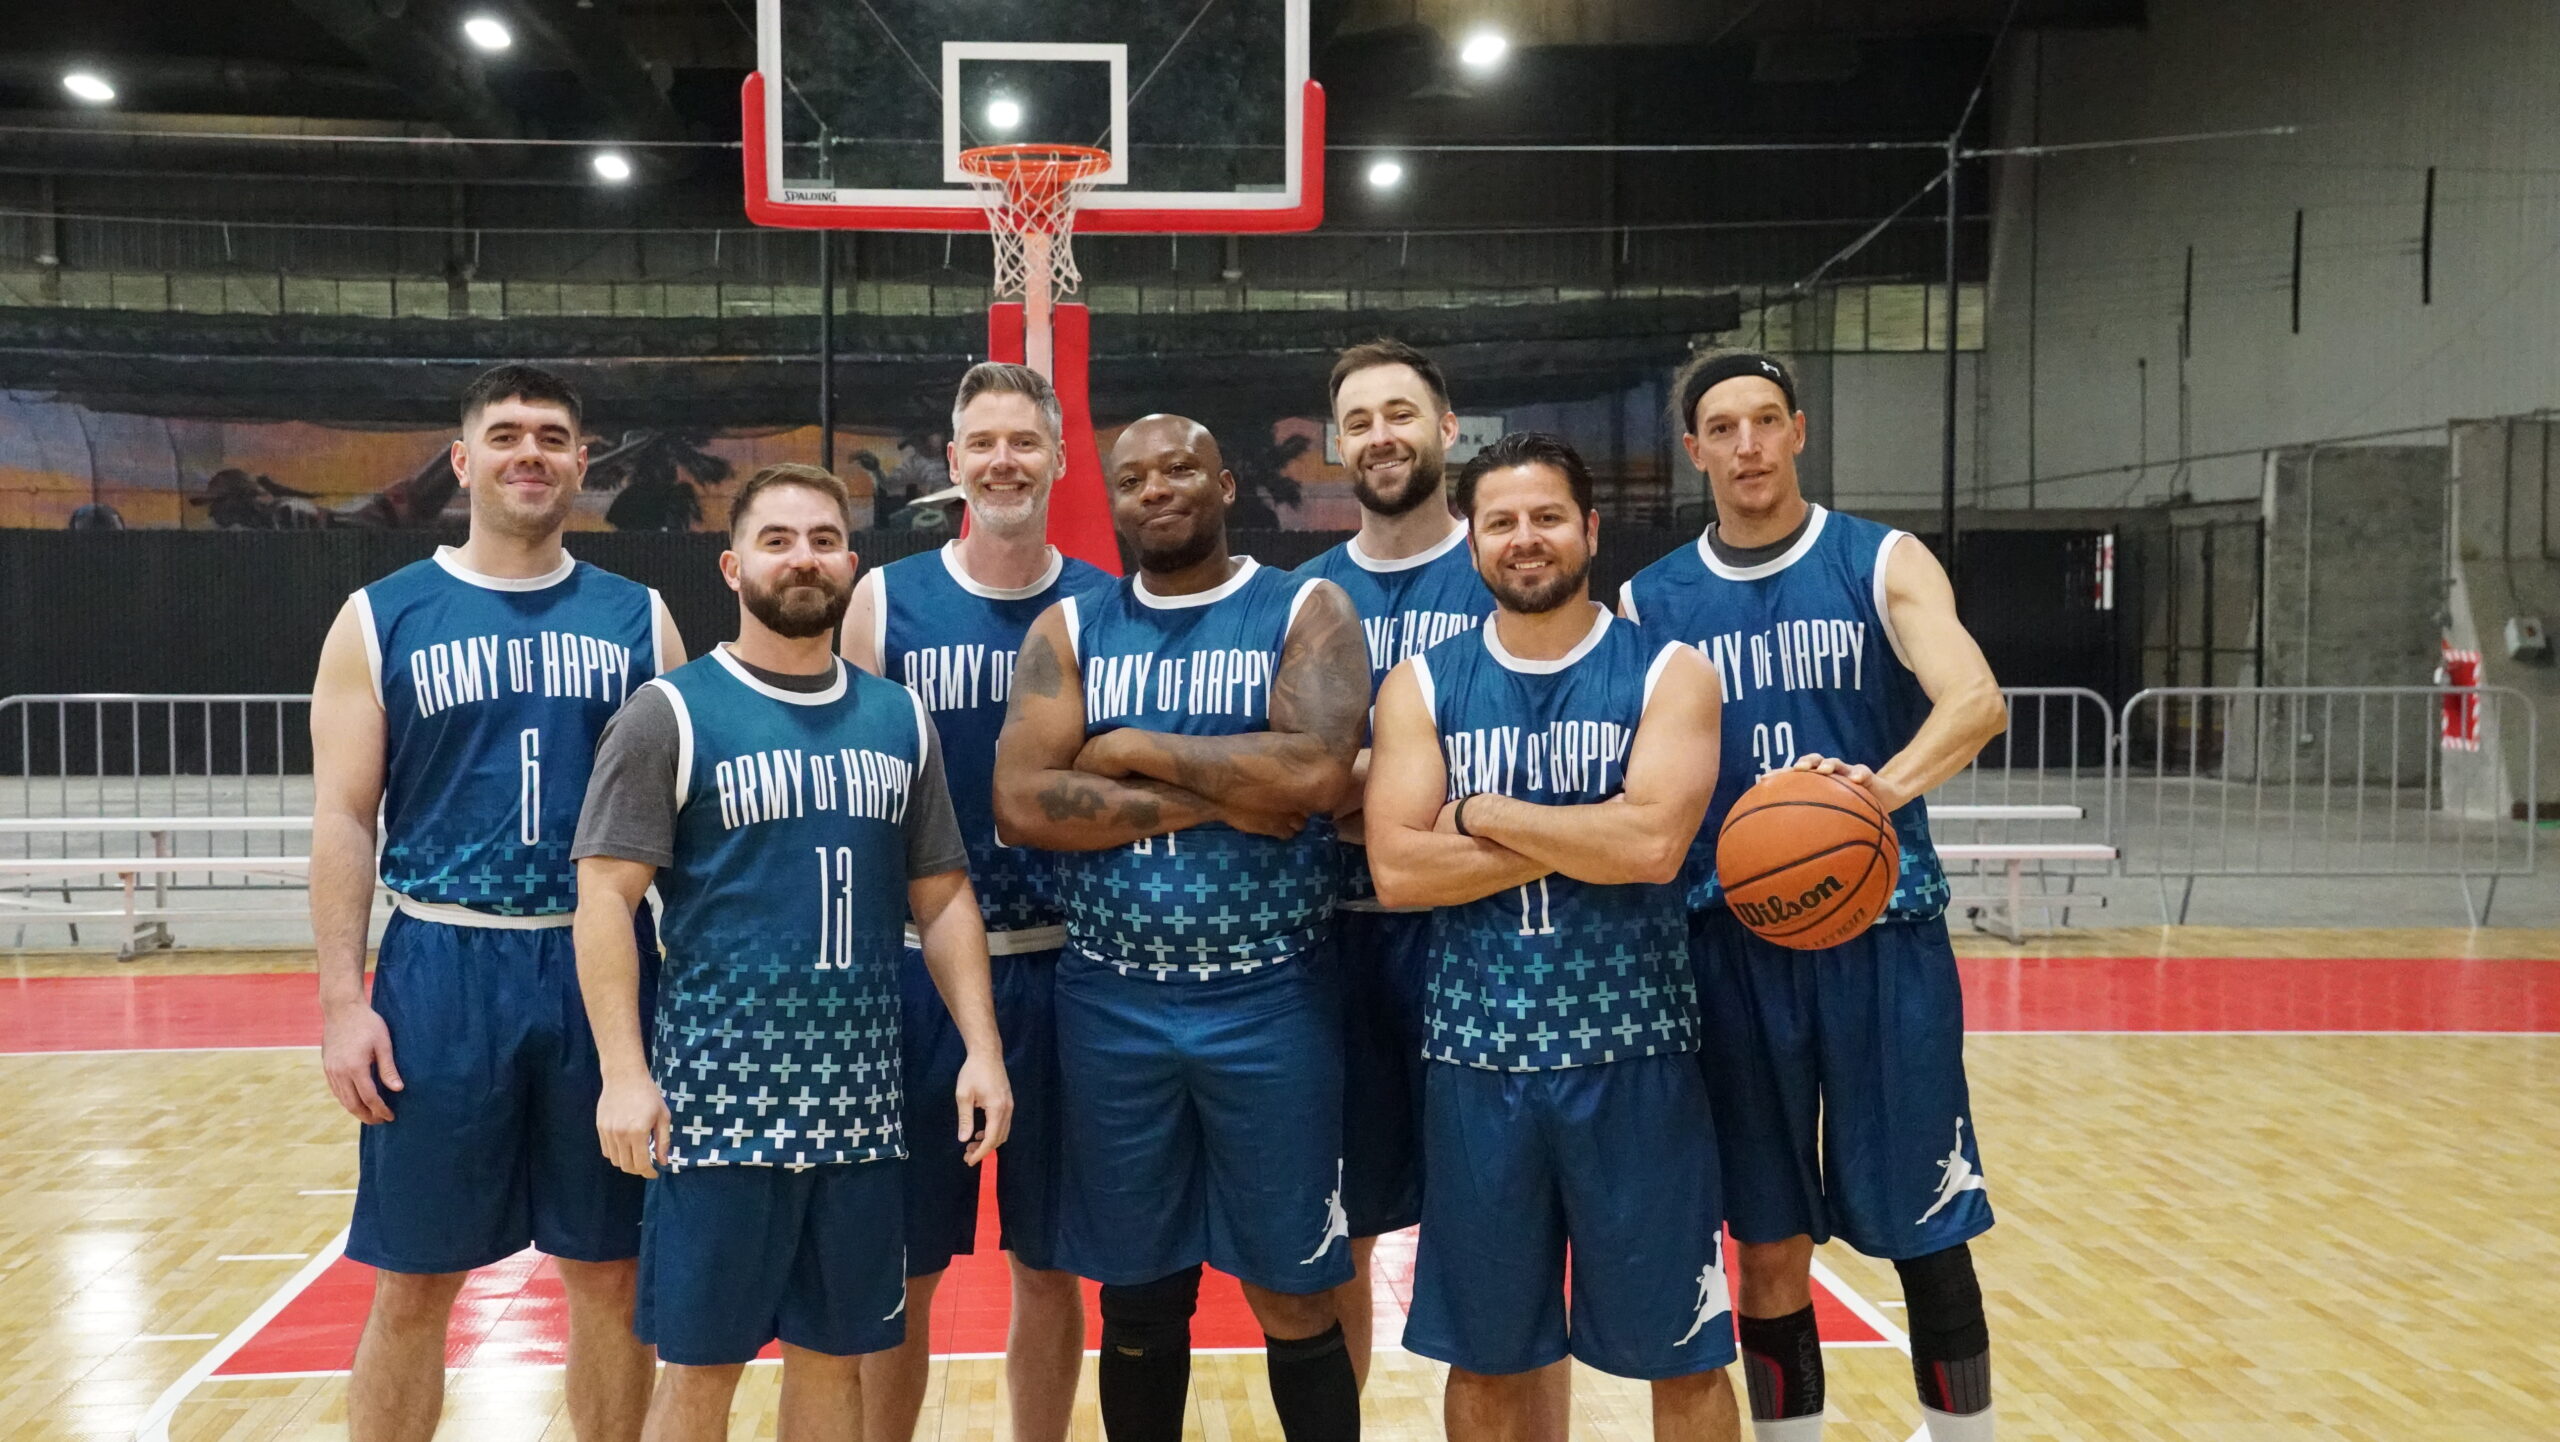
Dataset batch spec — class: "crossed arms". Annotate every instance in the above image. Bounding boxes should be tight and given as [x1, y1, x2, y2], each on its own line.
[1365, 645, 1722, 909]
[990, 581, 1370, 851]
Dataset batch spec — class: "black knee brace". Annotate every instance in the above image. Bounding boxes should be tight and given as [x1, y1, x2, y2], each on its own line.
[1100, 1265, 1204, 1358]
[1894, 1243, 1987, 1361]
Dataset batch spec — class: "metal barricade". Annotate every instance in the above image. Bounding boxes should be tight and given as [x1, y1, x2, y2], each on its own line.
[2118, 686, 2537, 925]
[0, 693, 316, 949]
[1931, 687, 2120, 936]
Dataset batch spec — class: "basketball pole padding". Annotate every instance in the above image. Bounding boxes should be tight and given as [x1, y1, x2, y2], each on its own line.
[987, 300, 1121, 575]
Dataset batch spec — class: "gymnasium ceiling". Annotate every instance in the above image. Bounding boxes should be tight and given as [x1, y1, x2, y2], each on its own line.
[0, 0, 2143, 172]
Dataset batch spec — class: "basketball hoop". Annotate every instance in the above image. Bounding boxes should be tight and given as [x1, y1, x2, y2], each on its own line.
[959, 144, 1111, 378]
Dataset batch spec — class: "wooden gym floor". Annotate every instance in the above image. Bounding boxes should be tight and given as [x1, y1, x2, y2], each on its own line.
[2, 926, 2556, 1441]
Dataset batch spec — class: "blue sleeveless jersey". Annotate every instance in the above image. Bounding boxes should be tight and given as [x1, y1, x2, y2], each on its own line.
[1412, 610, 1697, 1072]
[359, 548, 664, 916]
[1057, 559, 1340, 979]
[1295, 525, 1491, 905]
[872, 542, 1113, 936]
[648, 650, 930, 1170]
[1620, 505, 1950, 922]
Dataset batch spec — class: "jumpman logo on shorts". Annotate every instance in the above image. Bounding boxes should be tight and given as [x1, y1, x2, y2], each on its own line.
[1301, 1159, 1350, 1265]
[1916, 1117, 1987, 1225]
[1672, 1253, 1731, 1346]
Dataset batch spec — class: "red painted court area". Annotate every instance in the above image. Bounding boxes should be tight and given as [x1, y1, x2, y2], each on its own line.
[6, 955, 2560, 1056]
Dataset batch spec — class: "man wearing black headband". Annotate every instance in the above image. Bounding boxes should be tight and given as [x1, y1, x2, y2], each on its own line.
[1620, 350, 2010, 1442]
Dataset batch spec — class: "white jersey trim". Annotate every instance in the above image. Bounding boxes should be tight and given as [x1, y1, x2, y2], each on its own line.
[1874, 530, 1916, 670]
[1410, 654, 1440, 728]
[906, 687, 934, 766]
[648, 677, 694, 807]
[1057, 595, 1084, 673]
[711, 644, 848, 706]
[1134, 557, 1259, 610]
[857, 568, 890, 665]
[392, 894, 574, 929]
[941, 540, 1065, 600]
[648, 589, 678, 676]
[1345, 522, 1468, 573]
[1697, 504, 1829, 582]
[349, 589, 385, 710]
[1483, 603, 1612, 675]
[1284, 577, 1327, 633]
[432, 544, 577, 592]
[1616, 578, 1643, 625]
[905, 921, 1065, 955]
[1642, 642, 1685, 710]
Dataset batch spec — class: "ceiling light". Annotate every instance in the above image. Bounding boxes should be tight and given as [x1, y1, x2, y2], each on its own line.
[1458, 29, 1509, 70]
[986, 97, 1023, 131]
[592, 151, 633, 182]
[1366, 158, 1405, 190]
[463, 16, 513, 52]
[62, 71, 116, 104]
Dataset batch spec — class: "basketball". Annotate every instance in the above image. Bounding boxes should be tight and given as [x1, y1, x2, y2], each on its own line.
[1716, 769, 1899, 950]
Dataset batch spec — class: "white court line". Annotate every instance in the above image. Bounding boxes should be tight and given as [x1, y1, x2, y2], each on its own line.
[216, 1253, 308, 1262]
[136, 1228, 348, 1442]
[131, 1334, 220, 1343]
[1975, 1029, 2555, 1038]
[0, 1044, 309, 1058]
[296, 1189, 356, 1197]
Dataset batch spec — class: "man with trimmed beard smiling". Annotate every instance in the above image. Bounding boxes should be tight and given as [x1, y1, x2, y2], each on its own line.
[1367, 432, 1738, 1442]
[571, 463, 1009, 1441]
[309, 364, 683, 1442]
[994, 416, 1371, 1441]
[843, 364, 1112, 1442]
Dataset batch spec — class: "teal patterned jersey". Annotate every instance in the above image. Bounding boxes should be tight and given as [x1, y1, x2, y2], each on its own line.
[1057, 559, 1341, 979]
[1412, 609, 1698, 1072]
[1619, 505, 1952, 923]
[650, 650, 927, 1169]
[361, 547, 665, 915]
[1293, 525, 1492, 908]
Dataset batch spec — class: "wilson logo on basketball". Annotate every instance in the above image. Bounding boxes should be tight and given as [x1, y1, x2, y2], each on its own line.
[1732, 874, 1843, 928]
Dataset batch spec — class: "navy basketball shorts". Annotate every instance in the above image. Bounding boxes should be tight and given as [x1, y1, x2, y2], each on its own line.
[896, 941, 1066, 1277]
[1051, 945, 1354, 1294]
[349, 909, 650, 1274]
[635, 1158, 907, 1366]
[1403, 1053, 1735, 1381]
[1337, 906, 1432, 1238]
[1688, 908, 1994, 1260]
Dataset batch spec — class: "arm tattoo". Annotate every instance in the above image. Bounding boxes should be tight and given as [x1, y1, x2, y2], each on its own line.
[1270, 586, 1370, 756]
[1016, 630, 1066, 699]
[1037, 773, 1169, 833]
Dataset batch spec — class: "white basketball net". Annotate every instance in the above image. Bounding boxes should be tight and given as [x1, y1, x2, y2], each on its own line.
[961, 147, 1108, 300]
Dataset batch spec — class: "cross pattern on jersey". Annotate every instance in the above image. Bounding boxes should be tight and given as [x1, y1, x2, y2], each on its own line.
[1621, 505, 1953, 922]
[1056, 560, 1340, 980]
[1295, 525, 1492, 906]
[361, 548, 665, 915]
[650, 651, 930, 1169]
[1411, 609, 1698, 1071]
[872, 542, 1113, 933]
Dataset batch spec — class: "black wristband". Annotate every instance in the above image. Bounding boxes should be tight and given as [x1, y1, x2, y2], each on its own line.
[1454, 793, 1476, 837]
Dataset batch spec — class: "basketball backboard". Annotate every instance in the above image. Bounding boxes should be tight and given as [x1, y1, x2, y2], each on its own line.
[744, 0, 1323, 234]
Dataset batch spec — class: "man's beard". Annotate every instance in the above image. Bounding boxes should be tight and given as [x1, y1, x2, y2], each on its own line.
[968, 476, 1045, 535]
[1135, 519, 1223, 575]
[1350, 441, 1445, 519]
[742, 568, 852, 639]
[1486, 550, 1592, 615]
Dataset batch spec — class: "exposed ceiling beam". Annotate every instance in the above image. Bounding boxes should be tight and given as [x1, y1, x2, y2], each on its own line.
[281, 0, 525, 138]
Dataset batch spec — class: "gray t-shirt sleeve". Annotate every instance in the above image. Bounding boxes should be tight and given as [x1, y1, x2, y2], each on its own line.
[572, 684, 682, 868]
[905, 709, 968, 880]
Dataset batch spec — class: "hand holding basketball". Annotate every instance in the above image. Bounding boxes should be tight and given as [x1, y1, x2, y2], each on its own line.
[1790, 752, 1905, 815]
[1716, 766, 1900, 950]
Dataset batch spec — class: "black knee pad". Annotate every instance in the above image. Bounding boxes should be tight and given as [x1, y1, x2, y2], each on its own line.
[1100, 1265, 1204, 1357]
[1894, 1243, 1988, 1362]
[1264, 1322, 1346, 1363]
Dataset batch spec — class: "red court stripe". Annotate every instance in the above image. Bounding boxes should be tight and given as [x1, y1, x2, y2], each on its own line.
[1958, 956, 2560, 1033]
[0, 972, 319, 1053]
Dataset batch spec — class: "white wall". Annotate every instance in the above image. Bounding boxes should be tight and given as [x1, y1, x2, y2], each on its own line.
[1982, 0, 2560, 509]
[1826, 352, 1981, 516]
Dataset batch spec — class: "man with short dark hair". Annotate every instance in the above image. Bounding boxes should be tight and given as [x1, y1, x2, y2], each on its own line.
[843, 363, 1111, 1442]
[1624, 350, 2008, 1442]
[1296, 338, 1498, 1393]
[572, 462, 1011, 1441]
[1370, 431, 1735, 1442]
[310, 363, 684, 1442]
[994, 415, 1372, 1442]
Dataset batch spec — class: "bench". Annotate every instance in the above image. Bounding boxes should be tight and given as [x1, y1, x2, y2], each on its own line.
[1934, 841, 2120, 943]
[0, 818, 319, 957]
